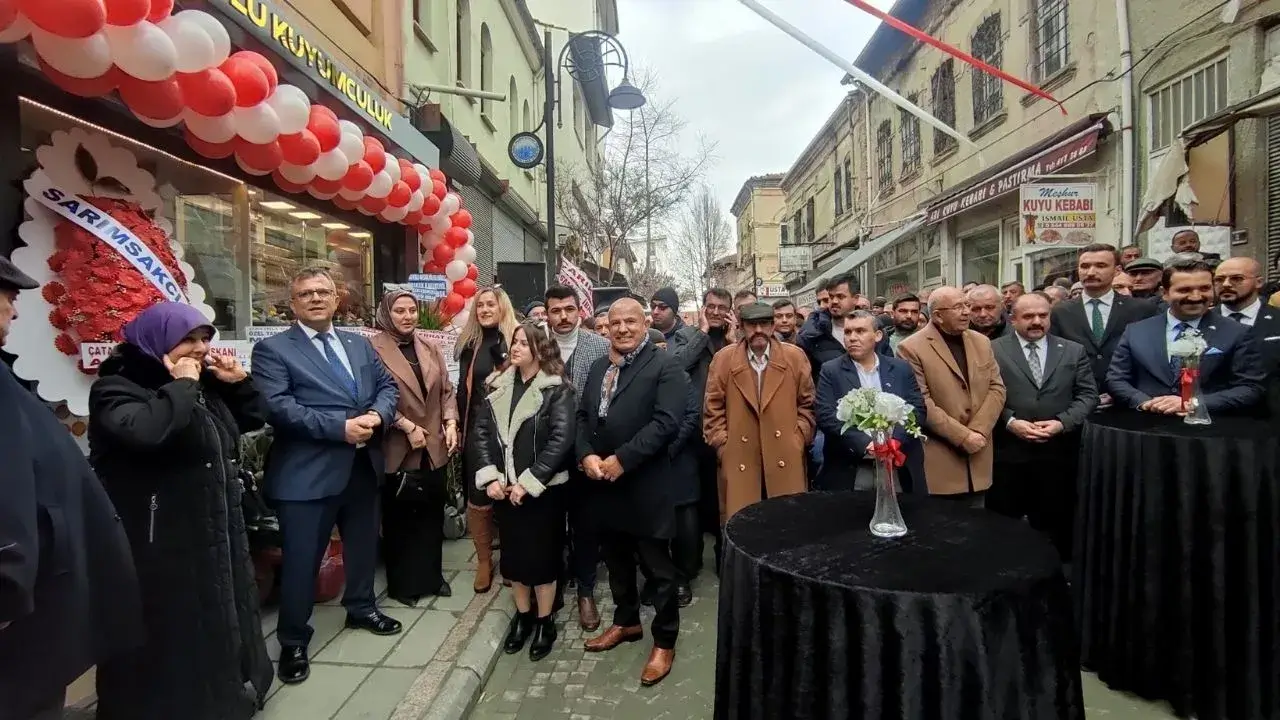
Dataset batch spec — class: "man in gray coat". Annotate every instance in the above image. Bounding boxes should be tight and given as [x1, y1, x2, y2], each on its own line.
[990, 292, 1098, 562]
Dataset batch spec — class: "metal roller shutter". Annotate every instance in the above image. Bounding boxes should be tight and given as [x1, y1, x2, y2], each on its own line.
[456, 184, 495, 285]
[1268, 116, 1280, 279]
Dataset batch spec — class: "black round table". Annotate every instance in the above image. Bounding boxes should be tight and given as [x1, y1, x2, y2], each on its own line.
[715, 492, 1084, 720]
[1075, 412, 1280, 719]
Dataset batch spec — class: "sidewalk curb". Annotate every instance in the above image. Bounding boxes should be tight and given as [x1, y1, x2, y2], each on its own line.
[418, 607, 511, 720]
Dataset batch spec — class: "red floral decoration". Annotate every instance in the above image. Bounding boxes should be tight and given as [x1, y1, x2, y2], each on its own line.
[41, 197, 188, 373]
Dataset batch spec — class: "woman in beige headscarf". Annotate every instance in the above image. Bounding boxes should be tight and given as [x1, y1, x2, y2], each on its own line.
[370, 290, 459, 604]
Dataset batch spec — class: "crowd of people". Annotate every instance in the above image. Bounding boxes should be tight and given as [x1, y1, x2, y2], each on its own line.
[3, 224, 1280, 718]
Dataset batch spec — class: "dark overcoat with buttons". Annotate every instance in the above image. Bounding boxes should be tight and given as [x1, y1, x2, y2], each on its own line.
[703, 339, 816, 524]
[87, 343, 274, 720]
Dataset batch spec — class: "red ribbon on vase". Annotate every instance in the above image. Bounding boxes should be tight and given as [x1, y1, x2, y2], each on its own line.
[1179, 367, 1199, 410]
[871, 438, 906, 469]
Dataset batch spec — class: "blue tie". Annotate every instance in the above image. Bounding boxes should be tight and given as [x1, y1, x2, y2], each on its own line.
[320, 332, 359, 397]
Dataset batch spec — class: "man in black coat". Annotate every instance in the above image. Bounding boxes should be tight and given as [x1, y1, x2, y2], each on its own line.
[0, 258, 142, 720]
[577, 299, 686, 687]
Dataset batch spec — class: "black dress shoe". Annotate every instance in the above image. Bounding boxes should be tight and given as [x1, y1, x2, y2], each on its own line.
[675, 584, 693, 608]
[278, 646, 310, 684]
[345, 610, 403, 636]
[503, 611, 534, 654]
[528, 615, 557, 661]
[434, 581, 453, 598]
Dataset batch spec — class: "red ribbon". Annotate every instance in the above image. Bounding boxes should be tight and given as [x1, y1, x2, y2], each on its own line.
[840, 0, 1068, 115]
[871, 438, 906, 469]
[1180, 367, 1198, 409]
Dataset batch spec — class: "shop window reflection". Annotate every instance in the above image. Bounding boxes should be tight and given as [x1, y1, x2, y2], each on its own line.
[961, 232, 1001, 285]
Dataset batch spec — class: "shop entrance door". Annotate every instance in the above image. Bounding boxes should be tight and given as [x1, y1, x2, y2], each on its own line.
[1022, 246, 1079, 288]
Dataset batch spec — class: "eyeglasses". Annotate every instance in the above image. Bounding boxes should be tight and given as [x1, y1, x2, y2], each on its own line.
[1213, 274, 1255, 285]
[294, 289, 335, 300]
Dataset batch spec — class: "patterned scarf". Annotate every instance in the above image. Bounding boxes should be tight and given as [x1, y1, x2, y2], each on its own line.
[598, 337, 648, 417]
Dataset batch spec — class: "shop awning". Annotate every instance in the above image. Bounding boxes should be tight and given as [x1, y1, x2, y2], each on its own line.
[423, 115, 483, 187]
[797, 216, 925, 294]
[1138, 85, 1280, 233]
[923, 114, 1109, 225]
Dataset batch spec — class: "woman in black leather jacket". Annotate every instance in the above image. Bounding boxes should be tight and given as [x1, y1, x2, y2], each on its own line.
[471, 321, 576, 661]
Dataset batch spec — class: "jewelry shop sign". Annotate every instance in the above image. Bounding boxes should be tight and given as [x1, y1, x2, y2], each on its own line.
[1018, 183, 1097, 246]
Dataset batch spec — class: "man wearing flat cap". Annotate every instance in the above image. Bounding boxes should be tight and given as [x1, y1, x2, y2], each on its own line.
[703, 302, 815, 524]
[1125, 257, 1167, 309]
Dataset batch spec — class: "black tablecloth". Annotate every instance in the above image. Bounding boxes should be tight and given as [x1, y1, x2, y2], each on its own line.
[1076, 411, 1280, 719]
[715, 492, 1083, 720]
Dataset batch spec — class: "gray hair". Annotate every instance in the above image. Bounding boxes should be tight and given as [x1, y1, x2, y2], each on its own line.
[292, 266, 335, 287]
[966, 284, 1000, 301]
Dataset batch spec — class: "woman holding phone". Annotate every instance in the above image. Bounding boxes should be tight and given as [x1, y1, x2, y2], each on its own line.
[88, 302, 273, 720]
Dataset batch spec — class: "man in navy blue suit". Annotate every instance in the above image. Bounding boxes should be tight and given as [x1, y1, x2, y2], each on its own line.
[1107, 259, 1265, 416]
[251, 267, 400, 685]
[814, 310, 928, 494]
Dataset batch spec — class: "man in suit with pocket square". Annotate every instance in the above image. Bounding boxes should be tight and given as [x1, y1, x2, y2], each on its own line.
[251, 267, 401, 685]
[1107, 259, 1265, 416]
[991, 292, 1098, 561]
[1211, 257, 1280, 419]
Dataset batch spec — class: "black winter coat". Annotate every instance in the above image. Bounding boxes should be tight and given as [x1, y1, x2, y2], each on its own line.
[471, 369, 576, 495]
[666, 368, 701, 507]
[87, 343, 273, 720]
[0, 363, 143, 720]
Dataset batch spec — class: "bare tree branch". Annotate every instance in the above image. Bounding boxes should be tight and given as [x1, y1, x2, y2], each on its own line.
[668, 184, 733, 303]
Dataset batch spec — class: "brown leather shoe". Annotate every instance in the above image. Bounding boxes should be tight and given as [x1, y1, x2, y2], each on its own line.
[583, 624, 642, 652]
[640, 647, 674, 686]
[577, 597, 600, 632]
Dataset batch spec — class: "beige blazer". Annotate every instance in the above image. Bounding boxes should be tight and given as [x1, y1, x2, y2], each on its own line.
[370, 331, 459, 473]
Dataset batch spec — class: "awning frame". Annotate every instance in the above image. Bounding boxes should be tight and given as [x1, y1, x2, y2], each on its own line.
[796, 216, 926, 294]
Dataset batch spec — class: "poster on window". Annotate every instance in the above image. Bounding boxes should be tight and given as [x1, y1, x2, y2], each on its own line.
[1019, 183, 1096, 246]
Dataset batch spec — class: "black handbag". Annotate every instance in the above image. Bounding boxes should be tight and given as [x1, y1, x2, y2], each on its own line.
[239, 467, 281, 550]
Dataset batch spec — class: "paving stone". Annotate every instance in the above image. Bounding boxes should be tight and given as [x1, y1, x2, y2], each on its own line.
[383, 610, 457, 668]
[442, 541, 476, 566]
[431, 572, 479, 611]
[332, 667, 421, 720]
[316, 607, 424, 666]
[260, 663, 371, 720]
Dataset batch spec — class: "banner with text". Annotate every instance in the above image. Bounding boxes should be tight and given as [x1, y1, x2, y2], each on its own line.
[556, 256, 595, 317]
[1019, 182, 1097, 247]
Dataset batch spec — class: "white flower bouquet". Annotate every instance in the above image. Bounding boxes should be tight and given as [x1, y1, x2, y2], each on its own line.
[1168, 328, 1212, 425]
[835, 387, 925, 439]
[1168, 329, 1208, 364]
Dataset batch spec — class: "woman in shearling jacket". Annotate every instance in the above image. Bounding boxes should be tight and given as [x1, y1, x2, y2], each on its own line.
[472, 321, 576, 662]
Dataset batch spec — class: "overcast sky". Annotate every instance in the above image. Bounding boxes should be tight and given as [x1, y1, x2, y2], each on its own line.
[614, 0, 892, 224]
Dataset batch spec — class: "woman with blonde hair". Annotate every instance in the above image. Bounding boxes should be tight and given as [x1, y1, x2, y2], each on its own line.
[456, 286, 518, 592]
[371, 289, 460, 604]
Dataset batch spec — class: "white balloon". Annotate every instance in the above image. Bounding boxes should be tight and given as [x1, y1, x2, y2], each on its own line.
[441, 192, 460, 216]
[266, 85, 311, 135]
[444, 260, 468, 282]
[413, 163, 430, 183]
[418, 231, 439, 250]
[157, 13, 215, 73]
[278, 162, 316, 184]
[105, 21, 178, 82]
[179, 10, 230, 67]
[307, 187, 337, 200]
[406, 190, 424, 213]
[366, 171, 392, 199]
[337, 130, 364, 166]
[135, 113, 183, 128]
[313, 149, 349, 182]
[183, 109, 237, 143]
[429, 213, 451, 234]
[338, 186, 365, 201]
[357, 204, 377, 216]
[382, 204, 408, 222]
[456, 243, 477, 265]
[0, 13, 32, 43]
[464, 229, 475, 245]
[32, 29, 111, 79]
[337, 119, 362, 138]
[233, 103, 281, 145]
[383, 157, 401, 183]
[235, 155, 271, 176]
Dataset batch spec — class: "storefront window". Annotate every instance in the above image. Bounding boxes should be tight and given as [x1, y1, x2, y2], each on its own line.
[876, 267, 919, 299]
[961, 230, 1000, 285]
[1029, 248, 1077, 287]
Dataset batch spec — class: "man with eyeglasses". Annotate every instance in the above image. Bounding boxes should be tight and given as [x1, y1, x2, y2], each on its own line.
[1213, 257, 1280, 418]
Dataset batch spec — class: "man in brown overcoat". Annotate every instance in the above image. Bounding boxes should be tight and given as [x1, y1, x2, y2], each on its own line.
[897, 286, 1006, 506]
[703, 302, 816, 524]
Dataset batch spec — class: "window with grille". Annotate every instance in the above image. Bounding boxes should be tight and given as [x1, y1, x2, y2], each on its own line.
[834, 165, 844, 215]
[971, 13, 1004, 126]
[931, 60, 957, 155]
[1148, 57, 1228, 152]
[805, 197, 816, 241]
[843, 158, 853, 212]
[793, 210, 803, 242]
[1032, 0, 1069, 80]
[876, 120, 894, 193]
[900, 98, 921, 176]
[781, 222, 789, 245]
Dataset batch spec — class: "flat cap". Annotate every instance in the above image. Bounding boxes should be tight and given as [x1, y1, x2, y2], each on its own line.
[737, 302, 776, 323]
[646, 328, 665, 344]
[0, 255, 37, 291]
[1124, 257, 1163, 273]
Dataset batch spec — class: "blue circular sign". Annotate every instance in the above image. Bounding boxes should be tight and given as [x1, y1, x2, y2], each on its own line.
[508, 132, 545, 169]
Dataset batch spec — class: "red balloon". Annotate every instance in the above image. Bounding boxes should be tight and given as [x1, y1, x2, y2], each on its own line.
[270, 171, 306, 194]
[176, 68, 236, 118]
[308, 106, 341, 152]
[428, 168, 446, 183]
[430, 179, 447, 200]
[220, 55, 270, 108]
[431, 242, 455, 266]
[403, 210, 424, 226]
[103, 0, 150, 26]
[19, 0, 105, 38]
[277, 130, 321, 166]
[236, 140, 283, 171]
[421, 194, 441, 217]
[184, 129, 235, 159]
[466, 264, 478, 281]
[443, 226, 469, 248]
[231, 51, 277, 95]
[310, 176, 342, 194]
[362, 136, 386, 174]
[359, 195, 387, 214]
[422, 261, 444, 274]
[342, 160, 374, 191]
[399, 159, 421, 193]
[452, 278, 477, 299]
[441, 292, 466, 316]
[39, 59, 120, 97]
[118, 76, 183, 122]
[332, 195, 357, 211]
[451, 209, 473, 229]
[145, 0, 172, 22]
[386, 181, 411, 208]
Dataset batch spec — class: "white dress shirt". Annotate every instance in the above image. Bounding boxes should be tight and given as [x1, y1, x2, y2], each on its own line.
[1017, 333, 1049, 373]
[298, 322, 354, 377]
[1223, 298, 1262, 327]
[830, 316, 844, 345]
[1081, 289, 1115, 329]
[854, 355, 882, 392]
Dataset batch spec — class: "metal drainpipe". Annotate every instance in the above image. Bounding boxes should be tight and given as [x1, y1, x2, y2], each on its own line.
[1116, 0, 1137, 247]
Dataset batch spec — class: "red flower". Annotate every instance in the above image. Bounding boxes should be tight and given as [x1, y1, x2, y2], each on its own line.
[54, 333, 78, 356]
[49, 308, 68, 330]
[42, 282, 66, 303]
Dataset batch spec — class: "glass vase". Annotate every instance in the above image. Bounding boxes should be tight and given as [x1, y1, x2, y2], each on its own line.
[869, 429, 908, 538]
[1180, 362, 1212, 426]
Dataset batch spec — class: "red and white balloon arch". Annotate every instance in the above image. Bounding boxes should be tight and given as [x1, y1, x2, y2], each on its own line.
[0, 0, 480, 316]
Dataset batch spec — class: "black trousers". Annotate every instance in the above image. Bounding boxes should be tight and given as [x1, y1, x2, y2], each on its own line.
[695, 443, 722, 571]
[601, 531, 680, 649]
[671, 502, 701, 582]
[989, 454, 1077, 562]
[565, 474, 600, 598]
[275, 451, 380, 649]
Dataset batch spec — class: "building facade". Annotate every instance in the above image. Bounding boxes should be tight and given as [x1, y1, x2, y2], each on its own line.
[730, 173, 788, 298]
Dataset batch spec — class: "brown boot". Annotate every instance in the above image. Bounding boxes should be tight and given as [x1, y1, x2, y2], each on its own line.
[640, 647, 674, 686]
[583, 624, 643, 652]
[468, 504, 495, 593]
[577, 597, 600, 632]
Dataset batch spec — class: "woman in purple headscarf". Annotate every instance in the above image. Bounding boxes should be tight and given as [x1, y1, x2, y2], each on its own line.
[88, 302, 274, 720]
